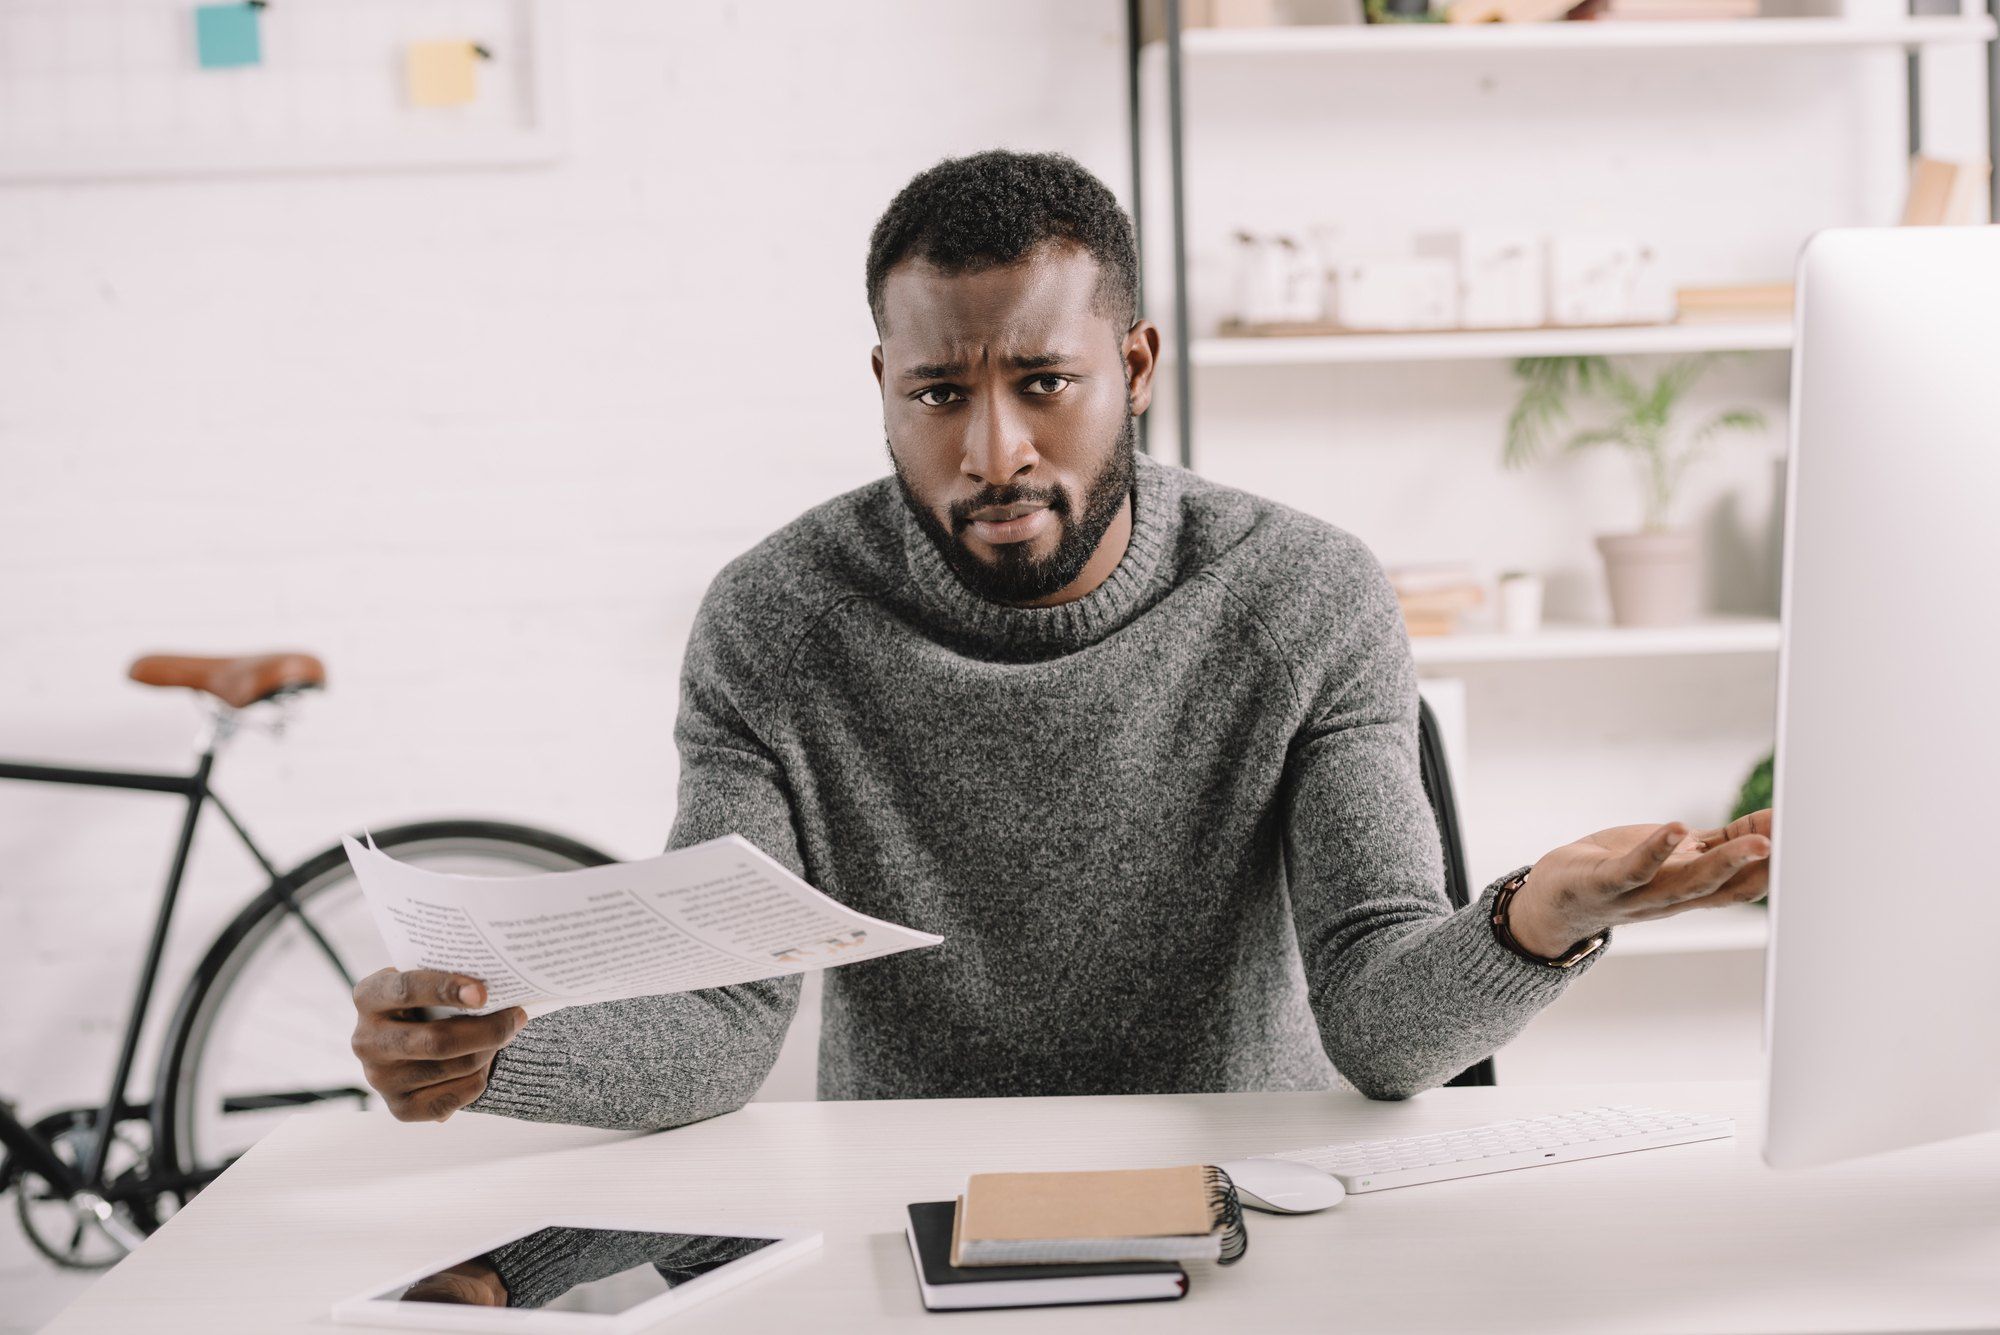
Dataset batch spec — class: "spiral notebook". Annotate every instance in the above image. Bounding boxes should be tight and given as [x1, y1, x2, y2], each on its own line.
[949, 1164, 1247, 1268]
[905, 1202, 1188, 1312]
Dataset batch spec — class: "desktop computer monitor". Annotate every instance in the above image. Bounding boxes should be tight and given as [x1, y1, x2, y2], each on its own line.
[1763, 224, 2000, 1170]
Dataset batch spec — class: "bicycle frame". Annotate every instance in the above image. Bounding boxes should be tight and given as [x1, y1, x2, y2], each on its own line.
[0, 708, 351, 1201]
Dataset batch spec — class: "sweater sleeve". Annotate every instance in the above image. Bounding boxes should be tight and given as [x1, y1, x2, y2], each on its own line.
[466, 581, 805, 1130]
[1280, 555, 1607, 1100]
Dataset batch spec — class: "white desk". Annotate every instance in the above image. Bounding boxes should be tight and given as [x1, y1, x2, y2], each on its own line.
[41, 1080, 2000, 1333]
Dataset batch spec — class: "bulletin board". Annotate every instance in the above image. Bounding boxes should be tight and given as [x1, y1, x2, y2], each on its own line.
[0, 0, 563, 182]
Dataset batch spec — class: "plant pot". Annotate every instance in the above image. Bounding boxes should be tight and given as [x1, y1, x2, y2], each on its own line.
[1595, 528, 1701, 628]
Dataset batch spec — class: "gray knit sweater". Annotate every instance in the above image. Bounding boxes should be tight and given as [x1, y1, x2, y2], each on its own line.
[468, 454, 1601, 1132]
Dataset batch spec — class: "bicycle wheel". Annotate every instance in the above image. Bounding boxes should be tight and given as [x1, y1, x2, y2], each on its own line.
[153, 820, 613, 1188]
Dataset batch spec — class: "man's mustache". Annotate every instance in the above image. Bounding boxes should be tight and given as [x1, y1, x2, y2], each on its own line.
[948, 484, 1070, 532]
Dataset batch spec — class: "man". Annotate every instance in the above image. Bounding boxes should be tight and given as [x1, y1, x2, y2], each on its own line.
[352, 149, 1772, 1133]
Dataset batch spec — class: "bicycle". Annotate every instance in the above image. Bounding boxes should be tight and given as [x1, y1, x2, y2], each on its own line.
[0, 652, 613, 1269]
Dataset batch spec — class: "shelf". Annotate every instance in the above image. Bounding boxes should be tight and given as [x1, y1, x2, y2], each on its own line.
[1162, 15, 1996, 57]
[1410, 616, 1781, 666]
[1609, 902, 1769, 955]
[1190, 320, 1792, 366]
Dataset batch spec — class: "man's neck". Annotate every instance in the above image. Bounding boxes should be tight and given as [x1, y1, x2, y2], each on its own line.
[1016, 491, 1134, 609]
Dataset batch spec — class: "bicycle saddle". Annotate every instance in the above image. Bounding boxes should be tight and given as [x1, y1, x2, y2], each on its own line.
[128, 653, 326, 709]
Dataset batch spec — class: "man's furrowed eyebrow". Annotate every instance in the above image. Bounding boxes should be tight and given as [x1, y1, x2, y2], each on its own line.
[899, 351, 1081, 381]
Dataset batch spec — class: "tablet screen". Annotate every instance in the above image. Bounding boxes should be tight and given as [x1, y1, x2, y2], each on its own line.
[368, 1227, 781, 1313]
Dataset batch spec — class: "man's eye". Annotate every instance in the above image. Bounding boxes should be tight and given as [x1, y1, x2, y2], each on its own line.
[916, 386, 962, 407]
[1025, 375, 1071, 395]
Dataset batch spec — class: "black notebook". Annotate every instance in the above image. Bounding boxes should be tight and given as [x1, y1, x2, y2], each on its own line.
[904, 1201, 1188, 1312]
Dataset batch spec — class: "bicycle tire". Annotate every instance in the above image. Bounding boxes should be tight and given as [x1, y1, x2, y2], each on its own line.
[151, 819, 614, 1195]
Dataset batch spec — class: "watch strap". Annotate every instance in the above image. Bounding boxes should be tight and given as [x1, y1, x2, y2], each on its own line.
[1491, 868, 1606, 969]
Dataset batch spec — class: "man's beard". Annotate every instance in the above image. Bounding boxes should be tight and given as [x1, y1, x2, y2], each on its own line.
[892, 412, 1138, 606]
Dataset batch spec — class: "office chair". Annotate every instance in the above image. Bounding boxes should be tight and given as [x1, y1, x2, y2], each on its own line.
[1418, 695, 1498, 1089]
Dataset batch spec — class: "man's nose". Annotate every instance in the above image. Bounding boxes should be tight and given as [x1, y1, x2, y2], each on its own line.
[960, 392, 1038, 486]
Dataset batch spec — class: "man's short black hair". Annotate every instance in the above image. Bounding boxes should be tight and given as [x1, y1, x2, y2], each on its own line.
[866, 149, 1140, 335]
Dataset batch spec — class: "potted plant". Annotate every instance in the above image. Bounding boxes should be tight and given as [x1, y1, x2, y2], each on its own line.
[1503, 354, 1765, 628]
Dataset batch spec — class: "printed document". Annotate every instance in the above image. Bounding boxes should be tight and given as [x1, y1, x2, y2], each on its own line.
[343, 833, 943, 1016]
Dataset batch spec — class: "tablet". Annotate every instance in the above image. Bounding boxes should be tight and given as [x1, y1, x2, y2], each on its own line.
[330, 1216, 821, 1332]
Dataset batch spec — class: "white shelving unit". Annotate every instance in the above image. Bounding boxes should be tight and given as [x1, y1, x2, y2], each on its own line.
[1173, 14, 1995, 56]
[1190, 320, 1793, 366]
[1130, 3, 1993, 1082]
[1409, 616, 1781, 666]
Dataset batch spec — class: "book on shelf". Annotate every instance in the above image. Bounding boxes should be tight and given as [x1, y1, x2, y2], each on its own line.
[1591, 0, 1758, 19]
[1902, 155, 1991, 227]
[1674, 282, 1794, 323]
[905, 1202, 1189, 1312]
[1388, 563, 1484, 637]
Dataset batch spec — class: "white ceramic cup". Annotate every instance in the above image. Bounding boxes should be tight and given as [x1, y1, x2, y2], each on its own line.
[1498, 572, 1544, 635]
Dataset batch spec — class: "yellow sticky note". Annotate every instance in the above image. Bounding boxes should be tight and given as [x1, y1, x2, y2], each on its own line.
[407, 41, 479, 108]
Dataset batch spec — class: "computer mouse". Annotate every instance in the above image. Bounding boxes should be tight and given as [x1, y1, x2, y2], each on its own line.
[1216, 1157, 1346, 1214]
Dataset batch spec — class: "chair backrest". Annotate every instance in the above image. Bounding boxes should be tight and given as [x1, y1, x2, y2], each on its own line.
[1417, 694, 1498, 1089]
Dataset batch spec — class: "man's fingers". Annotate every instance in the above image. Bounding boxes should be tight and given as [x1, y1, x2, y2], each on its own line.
[1625, 834, 1771, 911]
[353, 968, 488, 1016]
[1690, 807, 1773, 850]
[361, 1049, 496, 1095]
[1613, 822, 1687, 890]
[398, 1070, 490, 1123]
[365, 1008, 525, 1062]
[1660, 865, 1771, 915]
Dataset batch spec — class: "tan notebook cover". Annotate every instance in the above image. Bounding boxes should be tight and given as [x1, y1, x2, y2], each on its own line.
[956, 1165, 1214, 1257]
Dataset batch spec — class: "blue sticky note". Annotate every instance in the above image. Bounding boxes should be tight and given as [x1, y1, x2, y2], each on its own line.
[195, 4, 262, 70]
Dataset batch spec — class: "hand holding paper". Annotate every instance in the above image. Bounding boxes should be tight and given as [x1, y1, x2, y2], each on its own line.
[343, 833, 943, 1017]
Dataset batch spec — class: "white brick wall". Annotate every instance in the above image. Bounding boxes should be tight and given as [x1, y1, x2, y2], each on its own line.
[0, 1, 1127, 1113]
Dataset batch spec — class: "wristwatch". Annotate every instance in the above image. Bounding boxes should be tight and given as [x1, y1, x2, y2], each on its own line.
[1491, 867, 1607, 969]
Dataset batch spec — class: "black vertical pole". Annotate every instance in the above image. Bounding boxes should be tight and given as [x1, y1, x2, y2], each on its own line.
[1990, 0, 1999, 220]
[1165, 0, 1194, 470]
[1907, 49, 1922, 159]
[1127, 0, 1149, 456]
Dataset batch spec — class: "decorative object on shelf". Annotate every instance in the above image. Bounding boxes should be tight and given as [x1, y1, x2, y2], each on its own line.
[1330, 254, 1458, 330]
[1503, 354, 1765, 627]
[1366, 0, 1442, 22]
[1388, 563, 1484, 636]
[1593, 0, 1756, 20]
[1146, 0, 1364, 35]
[1547, 234, 1674, 326]
[1445, 0, 1587, 21]
[1229, 231, 1325, 326]
[1497, 571, 1546, 634]
[1674, 282, 1794, 324]
[1902, 156, 1991, 226]
[1221, 228, 1686, 338]
[1417, 230, 1546, 329]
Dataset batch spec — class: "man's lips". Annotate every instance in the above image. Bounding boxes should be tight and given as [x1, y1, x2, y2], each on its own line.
[962, 502, 1053, 545]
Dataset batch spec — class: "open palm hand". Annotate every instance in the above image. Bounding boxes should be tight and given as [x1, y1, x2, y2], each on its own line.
[1509, 809, 1773, 955]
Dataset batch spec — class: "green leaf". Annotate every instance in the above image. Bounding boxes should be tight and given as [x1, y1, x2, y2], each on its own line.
[1560, 426, 1631, 454]
[1692, 407, 1768, 444]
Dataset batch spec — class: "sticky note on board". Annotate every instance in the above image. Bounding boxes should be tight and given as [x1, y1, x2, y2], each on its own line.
[194, 4, 262, 70]
[407, 41, 481, 107]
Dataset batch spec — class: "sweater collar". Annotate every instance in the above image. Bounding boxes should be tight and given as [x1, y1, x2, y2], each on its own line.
[899, 452, 1181, 657]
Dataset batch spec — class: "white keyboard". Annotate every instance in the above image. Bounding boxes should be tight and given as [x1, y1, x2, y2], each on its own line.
[1258, 1105, 1734, 1194]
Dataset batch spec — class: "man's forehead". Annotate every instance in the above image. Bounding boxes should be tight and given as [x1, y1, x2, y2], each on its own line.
[878, 245, 1110, 364]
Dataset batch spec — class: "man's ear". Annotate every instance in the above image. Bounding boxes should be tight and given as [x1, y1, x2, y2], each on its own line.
[1122, 320, 1161, 416]
[871, 345, 886, 393]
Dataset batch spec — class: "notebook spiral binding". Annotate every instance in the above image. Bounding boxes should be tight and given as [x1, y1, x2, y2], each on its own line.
[1204, 1164, 1249, 1265]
